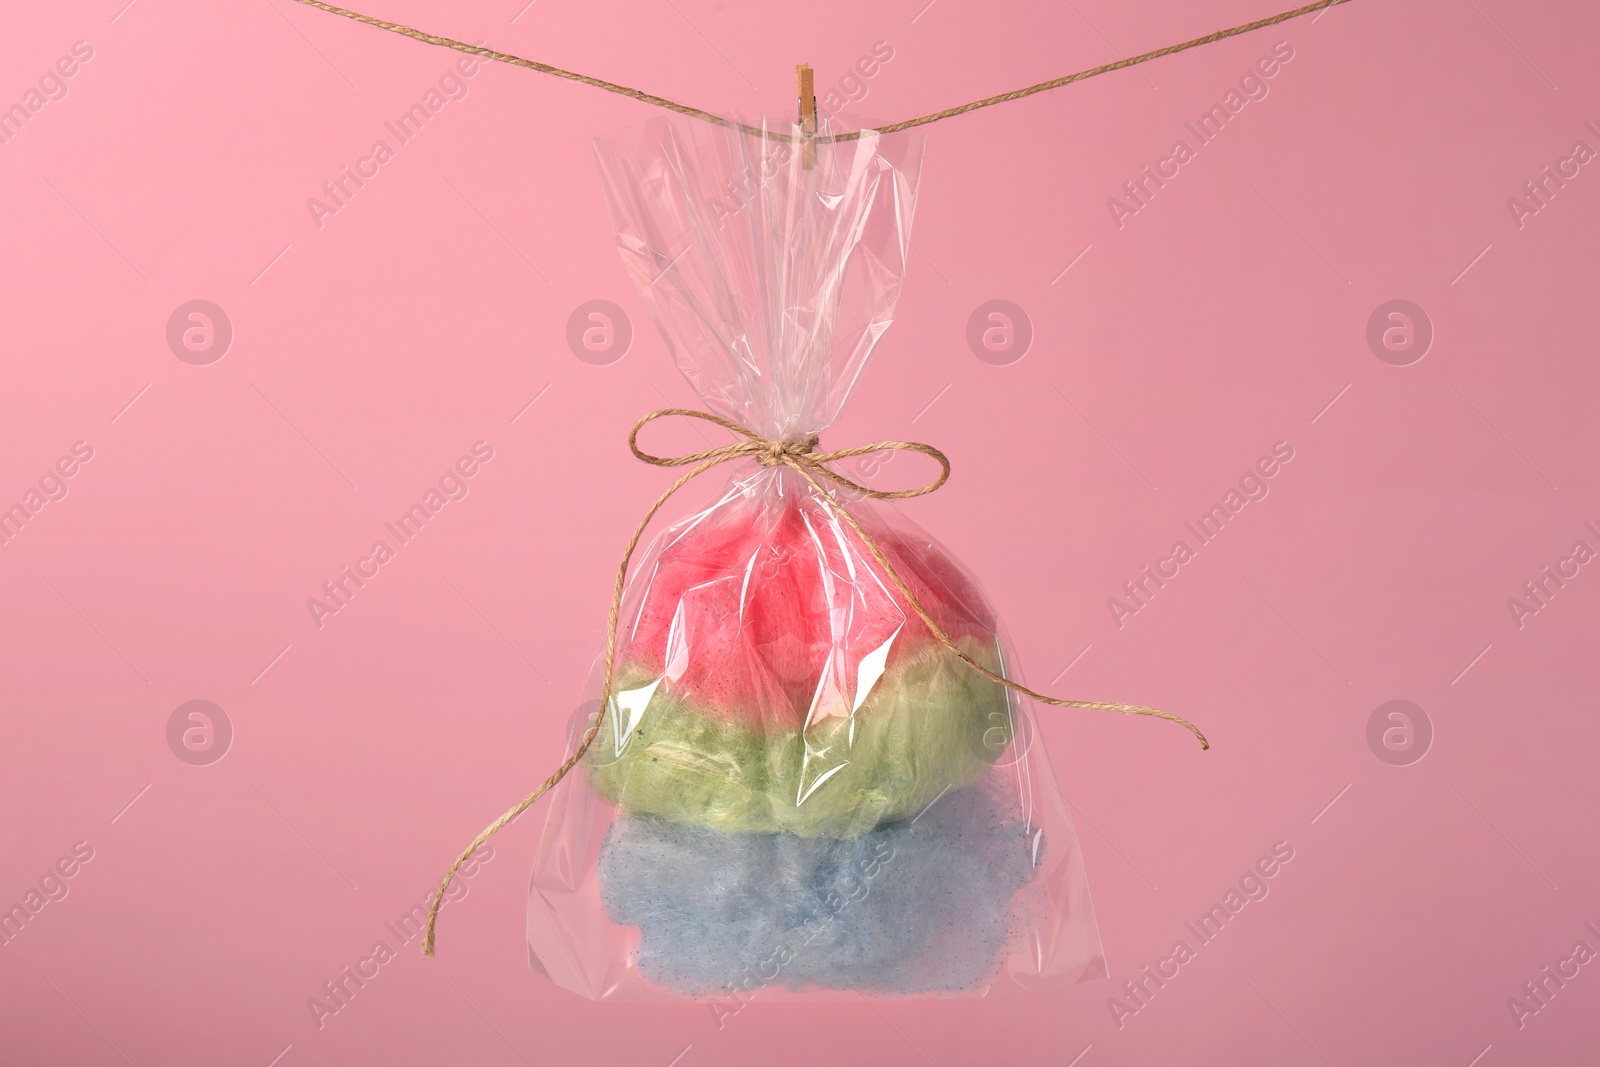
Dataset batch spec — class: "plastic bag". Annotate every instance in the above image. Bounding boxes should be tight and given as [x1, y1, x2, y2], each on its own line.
[525, 113, 1105, 1000]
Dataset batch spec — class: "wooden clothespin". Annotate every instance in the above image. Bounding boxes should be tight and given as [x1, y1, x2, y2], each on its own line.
[796, 63, 816, 169]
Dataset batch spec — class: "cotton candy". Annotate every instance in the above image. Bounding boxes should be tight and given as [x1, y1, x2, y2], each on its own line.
[587, 636, 1014, 836]
[583, 481, 1016, 836]
[618, 484, 999, 730]
[598, 780, 1038, 995]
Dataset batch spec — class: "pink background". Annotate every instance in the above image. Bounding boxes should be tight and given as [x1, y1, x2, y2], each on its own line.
[3, 0, 1598, 1063]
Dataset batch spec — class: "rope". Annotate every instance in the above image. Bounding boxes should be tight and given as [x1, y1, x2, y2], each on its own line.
[290, 0, 1353, 141]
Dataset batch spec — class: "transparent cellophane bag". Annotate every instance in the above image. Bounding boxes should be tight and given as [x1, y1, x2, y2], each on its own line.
[527, 113, 1105, 1001]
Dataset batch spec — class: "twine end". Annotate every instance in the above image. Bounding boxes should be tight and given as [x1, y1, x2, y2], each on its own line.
[421, 889, 443, 956]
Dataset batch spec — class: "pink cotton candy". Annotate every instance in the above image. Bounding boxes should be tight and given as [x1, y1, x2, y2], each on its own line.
[620, 479, 999, 730]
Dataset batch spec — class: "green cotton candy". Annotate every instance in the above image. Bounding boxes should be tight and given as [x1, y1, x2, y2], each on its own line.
[584, 638, 1014, 838]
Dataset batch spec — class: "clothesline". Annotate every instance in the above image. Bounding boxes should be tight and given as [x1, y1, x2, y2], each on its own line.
[290, 0, 1354, 141]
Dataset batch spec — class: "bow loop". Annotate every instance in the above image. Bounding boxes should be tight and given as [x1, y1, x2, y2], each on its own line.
[627, 408, 951, 500]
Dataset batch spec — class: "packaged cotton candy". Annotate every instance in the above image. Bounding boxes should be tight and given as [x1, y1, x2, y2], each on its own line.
[587, 481, 1012, 841]
[527, 464, 1112, 1000]
[421, 111, 1206, 1000]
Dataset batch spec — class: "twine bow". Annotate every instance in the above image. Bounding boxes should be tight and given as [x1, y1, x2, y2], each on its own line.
[421, 408, 1207, 955]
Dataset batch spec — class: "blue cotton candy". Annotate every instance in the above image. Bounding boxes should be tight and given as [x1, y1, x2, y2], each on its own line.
[598, 782, 1038, 995]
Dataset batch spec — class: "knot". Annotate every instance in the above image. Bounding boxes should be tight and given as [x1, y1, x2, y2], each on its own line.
[757, 435, 820, 467]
